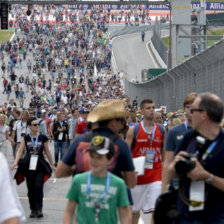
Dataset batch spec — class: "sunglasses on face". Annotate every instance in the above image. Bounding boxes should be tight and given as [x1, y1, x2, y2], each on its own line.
[116, 118, 125, 123]
[190, 108, 204, 114]
[31, 123, 40, 127]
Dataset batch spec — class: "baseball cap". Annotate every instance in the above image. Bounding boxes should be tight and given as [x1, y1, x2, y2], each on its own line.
[87, 136, 115, 155]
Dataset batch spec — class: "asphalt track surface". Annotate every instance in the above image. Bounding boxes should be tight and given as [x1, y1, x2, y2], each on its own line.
[112, 30, 157, 82]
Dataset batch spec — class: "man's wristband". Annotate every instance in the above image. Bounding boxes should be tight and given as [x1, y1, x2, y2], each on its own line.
[205, 173, 214, 184]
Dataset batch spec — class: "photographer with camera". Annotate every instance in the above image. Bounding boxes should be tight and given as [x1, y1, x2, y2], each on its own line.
[168, 92, 224, 224]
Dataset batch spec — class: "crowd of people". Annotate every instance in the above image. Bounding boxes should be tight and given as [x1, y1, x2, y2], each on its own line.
[1, 5, 224, 224]
[7, 5, 169, 28]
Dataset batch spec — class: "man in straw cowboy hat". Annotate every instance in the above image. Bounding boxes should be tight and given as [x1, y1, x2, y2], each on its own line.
[55, 98, 136, 200]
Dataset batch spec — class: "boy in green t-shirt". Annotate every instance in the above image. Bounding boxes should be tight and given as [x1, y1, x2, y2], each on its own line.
[63, 136, 131, 224]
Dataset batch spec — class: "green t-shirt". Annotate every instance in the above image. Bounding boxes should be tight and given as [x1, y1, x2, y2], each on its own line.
[66, 172, 129, 224]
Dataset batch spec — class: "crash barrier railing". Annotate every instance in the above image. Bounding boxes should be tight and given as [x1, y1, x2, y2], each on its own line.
[124, 39, 224, 112]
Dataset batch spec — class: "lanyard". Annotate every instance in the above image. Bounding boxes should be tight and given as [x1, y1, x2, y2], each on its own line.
[87, 171, 110, 223]
[141, 121, 156, 145]
[72, 118, 76, 126]
[31, 134, 39, 149]
[184, 121, 189, 131]
[202, 140, 219, 161]
[87, 171, 110, 202]
[21, 121, 27, 128]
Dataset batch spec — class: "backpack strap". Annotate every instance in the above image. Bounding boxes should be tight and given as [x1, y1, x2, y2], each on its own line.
[85, 131, 94, 142]
[134, 123, 140, 139]
[15, 120, 20, 131]
[131, 123, 140, 149]
[157, 123, 165, 139]
[132, 122, 165, 149]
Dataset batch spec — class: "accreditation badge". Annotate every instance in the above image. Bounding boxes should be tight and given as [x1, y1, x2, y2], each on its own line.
[58, 132, 63, 140]
[189, 181, 205, 211]
[29, 155, 39, 170]
[145, 151, 155, 169]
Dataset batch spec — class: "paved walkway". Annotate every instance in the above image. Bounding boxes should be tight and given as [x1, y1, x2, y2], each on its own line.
[2, 28, 154, 223]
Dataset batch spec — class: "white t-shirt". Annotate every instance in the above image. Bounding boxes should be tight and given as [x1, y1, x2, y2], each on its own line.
[0, 152, 26, 223]
[13, 120, 30, 143]
[0, 125, 9, 142]
[61, 95, 68, 104]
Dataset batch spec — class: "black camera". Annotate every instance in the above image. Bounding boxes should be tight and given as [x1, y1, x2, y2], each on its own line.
[175, 154, 196, 176]
[175, 136, 206, 176]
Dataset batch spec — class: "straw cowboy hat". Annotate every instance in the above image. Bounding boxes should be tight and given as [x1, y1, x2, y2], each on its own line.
[87, 99, 131, 123]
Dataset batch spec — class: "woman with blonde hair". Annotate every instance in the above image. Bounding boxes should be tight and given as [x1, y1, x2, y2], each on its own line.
[0, 113, 10, 158]
[168, 117, 182, 129]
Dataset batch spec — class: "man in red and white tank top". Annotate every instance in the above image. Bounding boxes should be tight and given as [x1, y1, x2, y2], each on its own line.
[126, 99, 165, 224]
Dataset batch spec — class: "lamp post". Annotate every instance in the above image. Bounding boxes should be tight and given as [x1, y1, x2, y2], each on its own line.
[167, 1, 172, 70]
[165, 0, 172, 70]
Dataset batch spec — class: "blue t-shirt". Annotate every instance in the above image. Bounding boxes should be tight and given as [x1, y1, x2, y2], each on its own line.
[165, 123, 188, 152]
[63, 127, 135, 179]
[18, 90, 25, 98]
[175, 129, 224, 222]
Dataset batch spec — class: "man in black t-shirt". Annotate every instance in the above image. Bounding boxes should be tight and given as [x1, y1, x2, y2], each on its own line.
[10, 72, 17, 86]
[55, 99, 136, 190]
[29, 99, 36, 109]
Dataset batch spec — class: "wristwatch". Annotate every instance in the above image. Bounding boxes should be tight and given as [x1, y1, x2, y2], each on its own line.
[205, 173, 214, 184]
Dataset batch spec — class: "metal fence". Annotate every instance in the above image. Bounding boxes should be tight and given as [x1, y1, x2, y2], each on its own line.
[124, 39, 224, 112]
[109, 23, 169, 38]
[109, 24, 152, 39]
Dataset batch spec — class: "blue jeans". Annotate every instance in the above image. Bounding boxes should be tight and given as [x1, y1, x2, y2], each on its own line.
[54, 141, 67, 164]
[174, 217, 224, 224]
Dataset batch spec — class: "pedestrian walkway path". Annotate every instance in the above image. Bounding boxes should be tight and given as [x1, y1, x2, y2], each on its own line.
[1, 26, 153, 224]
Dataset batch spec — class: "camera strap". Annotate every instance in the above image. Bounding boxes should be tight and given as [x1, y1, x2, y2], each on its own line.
[179, 178, 204, 209]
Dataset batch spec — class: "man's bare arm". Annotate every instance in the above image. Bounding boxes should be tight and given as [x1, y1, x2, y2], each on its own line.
[122, 171, 137, 189]
[55, 161, 75, 178]
[3, 217, 19, 224]
[125, 126, 134, 147]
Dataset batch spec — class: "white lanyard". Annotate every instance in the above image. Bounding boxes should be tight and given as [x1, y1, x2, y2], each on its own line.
[141, 121, 156, 145]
